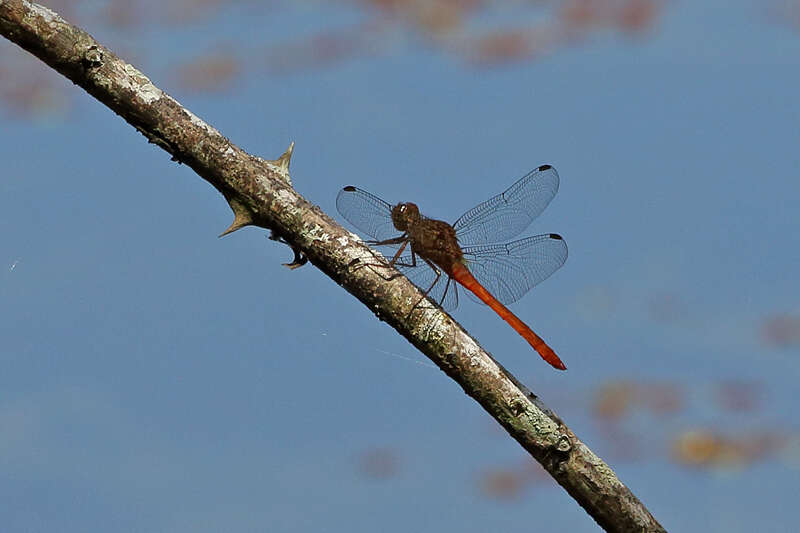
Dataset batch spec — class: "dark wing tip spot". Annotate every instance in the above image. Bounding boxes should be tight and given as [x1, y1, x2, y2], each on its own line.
[538, 164, 552, 171]
[342, 185, 357, 192]
[549, 233, 563, 240]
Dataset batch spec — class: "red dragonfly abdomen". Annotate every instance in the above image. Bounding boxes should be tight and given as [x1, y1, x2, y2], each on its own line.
[450, 262, 567, 370]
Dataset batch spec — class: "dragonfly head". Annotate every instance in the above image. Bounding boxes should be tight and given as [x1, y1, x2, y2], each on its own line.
[391, 202, 420, 231]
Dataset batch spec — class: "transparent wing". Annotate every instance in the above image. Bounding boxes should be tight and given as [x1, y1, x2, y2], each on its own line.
[336, 186, 400, 242]
[396, 256, 460, 312]
[336, 187, 460, 310]
[357, 242, 460, 311]
[453, 165, 560, 246]
[462, 233, 567, 306]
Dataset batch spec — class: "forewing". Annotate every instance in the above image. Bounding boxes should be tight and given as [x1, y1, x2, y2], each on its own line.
[337, 187, 460, 310]
[336, 186, 399, 241]
[463, 233, 567, 306]
[454, 165, 560, 246]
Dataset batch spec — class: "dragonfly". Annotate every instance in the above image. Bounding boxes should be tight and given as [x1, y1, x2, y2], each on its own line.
[336, 164, 568, 370]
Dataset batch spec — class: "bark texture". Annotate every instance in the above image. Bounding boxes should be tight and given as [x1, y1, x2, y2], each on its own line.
[0, 1, 666, 531]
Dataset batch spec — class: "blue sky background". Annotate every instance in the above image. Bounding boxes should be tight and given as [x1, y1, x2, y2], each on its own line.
[1, 1, 799, 531]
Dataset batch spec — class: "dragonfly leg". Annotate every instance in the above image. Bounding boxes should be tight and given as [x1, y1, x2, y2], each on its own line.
[388, 240, 410, 267]
[347, 237, 409, 281]
[437, 275, 458, 309]
[347, 258, 404, 281]
[403, 255, 442, 318]
[369, 234, 408, 246]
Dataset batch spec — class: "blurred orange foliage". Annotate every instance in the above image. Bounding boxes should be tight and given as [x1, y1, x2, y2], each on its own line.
[761, 314, 800, 348]
[1, 0, 671, 115]
[672, 429, 786, 469]
[176, 50, 240, 93]
[593, 380, 683, 421]
[357, 447, 401, 480]
[479, 460, 551, 499]
[714, 380, 763, 413]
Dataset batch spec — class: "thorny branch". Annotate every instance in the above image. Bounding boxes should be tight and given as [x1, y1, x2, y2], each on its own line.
[0, 1, 665, 531]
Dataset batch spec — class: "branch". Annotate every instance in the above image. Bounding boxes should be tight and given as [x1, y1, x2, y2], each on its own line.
[0, 2, 665, 531]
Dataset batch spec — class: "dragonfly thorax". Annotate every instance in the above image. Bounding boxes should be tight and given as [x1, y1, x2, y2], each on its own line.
[391, 202, 421, 232]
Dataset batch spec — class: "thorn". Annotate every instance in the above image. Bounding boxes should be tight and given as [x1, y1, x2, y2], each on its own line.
[267, 141, 294, 185]
[283, 250, 308, 270]
[219, 198, 253, 237]
[267, 230, 308, 269]
[275, 141, 294, 173]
